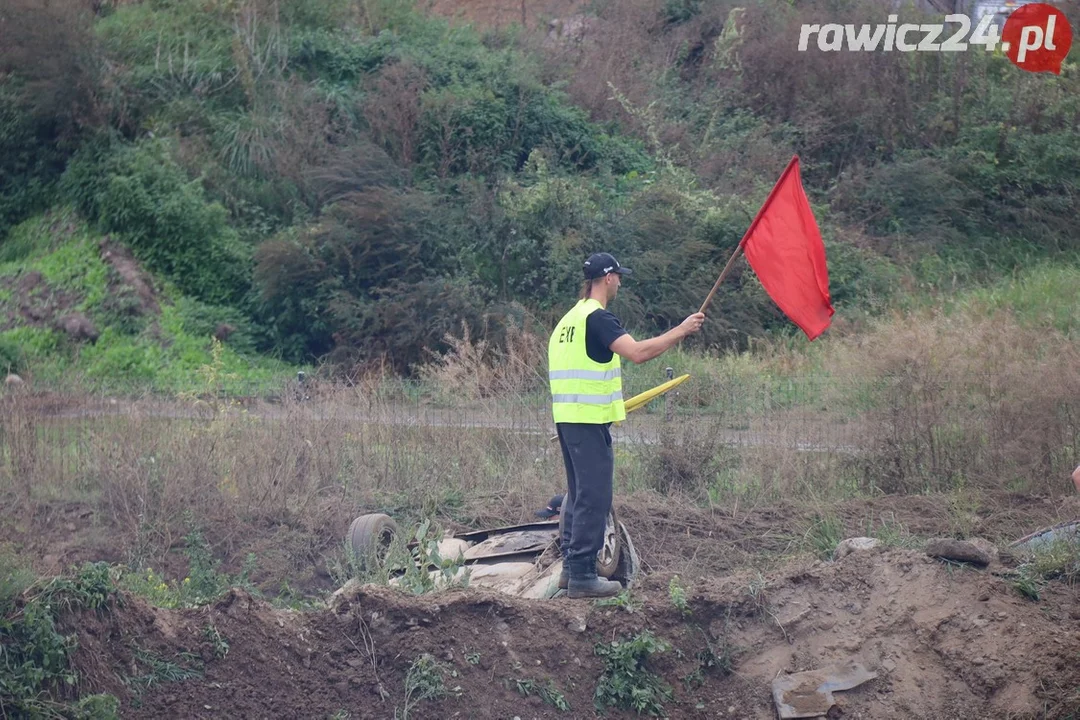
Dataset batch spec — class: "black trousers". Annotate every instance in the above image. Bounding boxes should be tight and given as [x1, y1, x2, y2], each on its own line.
[556, 422, 614, 577]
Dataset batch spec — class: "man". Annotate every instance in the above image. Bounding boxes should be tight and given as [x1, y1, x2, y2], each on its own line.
[548, 252, 705, 598]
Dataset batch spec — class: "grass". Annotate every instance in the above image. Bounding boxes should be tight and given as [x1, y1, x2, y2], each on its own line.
[0, 212, 300, 396]
[509, 677, 571, 711]
[958, 263, 1080, 336]
[803, 513, 844, 559]
[1011, 538, 1080, 602]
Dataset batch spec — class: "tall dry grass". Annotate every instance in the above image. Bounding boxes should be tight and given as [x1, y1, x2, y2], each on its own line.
[413, 318, 548, 400]
[2, 301, 1077, 583]
[826, 310, 1080, 494]
[0, 388, 563, 569]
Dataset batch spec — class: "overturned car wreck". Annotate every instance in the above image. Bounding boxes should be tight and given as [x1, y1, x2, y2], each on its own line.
[344, 508, 639, 599]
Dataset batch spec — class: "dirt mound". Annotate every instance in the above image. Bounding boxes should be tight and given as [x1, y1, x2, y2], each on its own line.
[0, 237, 159, 340]
[64, 546, 1080, 719]
[99, 237, 159, 316]
[0, 270, 82, 332]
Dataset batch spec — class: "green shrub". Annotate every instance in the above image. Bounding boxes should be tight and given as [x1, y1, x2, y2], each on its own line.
[594, 631, 673, 716]
[0, 82, 64, 242]
[63, 138, 252, 307]
[0, 561, 120, 718]
[0, 335, 21, 374]
[174, 296, 264, 354]
[0, 327, 64, 365]
[289, 28, 395, 82]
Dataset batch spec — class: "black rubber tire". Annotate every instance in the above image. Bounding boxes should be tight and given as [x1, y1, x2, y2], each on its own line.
[348, 513, 399, 564]
[559, 508, 622, 579]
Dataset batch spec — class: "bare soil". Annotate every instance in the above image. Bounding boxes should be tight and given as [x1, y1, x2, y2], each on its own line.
[60, 543, 1080, 719]
[7, 492, 1076, 718]
[0, 270, 82, 332]
[0, 233, 159, 336]
[99, 237, 160, 316]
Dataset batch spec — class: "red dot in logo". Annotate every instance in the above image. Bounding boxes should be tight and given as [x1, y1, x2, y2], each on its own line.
[1002, 3, 1073, 74]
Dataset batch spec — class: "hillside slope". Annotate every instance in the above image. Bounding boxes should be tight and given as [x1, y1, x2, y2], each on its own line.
[0, 211, 292, 394]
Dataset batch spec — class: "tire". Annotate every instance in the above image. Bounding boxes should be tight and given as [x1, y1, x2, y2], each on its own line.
[348, 513, 399, 566]
[559, 508, 622, 579]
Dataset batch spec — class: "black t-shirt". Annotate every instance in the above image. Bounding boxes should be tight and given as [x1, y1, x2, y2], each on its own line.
[585, 309, 628, 364]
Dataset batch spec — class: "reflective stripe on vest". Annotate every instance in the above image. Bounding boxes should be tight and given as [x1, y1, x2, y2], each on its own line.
[547, 298, 626, 424]
[548, 369, 622, 381]
[551, 391, 624, 404]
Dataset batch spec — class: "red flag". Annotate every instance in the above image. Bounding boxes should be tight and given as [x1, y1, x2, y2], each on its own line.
[740, 156, 834, 340]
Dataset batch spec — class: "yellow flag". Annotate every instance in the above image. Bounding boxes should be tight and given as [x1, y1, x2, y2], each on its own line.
[550, 374, 690, 440]
[622, 374, 690, 414]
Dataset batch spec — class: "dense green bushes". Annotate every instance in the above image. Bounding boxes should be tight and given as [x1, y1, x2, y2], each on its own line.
[0, 83, 66, 240]
[63, 138, 252, 307]
[0, 0, 1076, 377]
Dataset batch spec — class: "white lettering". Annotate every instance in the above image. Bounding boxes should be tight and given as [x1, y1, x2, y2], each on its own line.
[918, 23, 942, 51]
[1045, 15, 1057, 50]
[884, 14, 898, 51]
[799, 24, 821, 51]
[1017, 25, 1044, 62]
[895, 23, 920, 51]
[844, 23, 886, 50]
[818, 23, 844, 51]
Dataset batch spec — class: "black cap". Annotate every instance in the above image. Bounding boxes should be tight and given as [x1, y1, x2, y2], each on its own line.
[583, 253, 632, 280]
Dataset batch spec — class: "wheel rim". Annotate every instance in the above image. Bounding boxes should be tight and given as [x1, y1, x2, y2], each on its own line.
[599, 515, 618, 567]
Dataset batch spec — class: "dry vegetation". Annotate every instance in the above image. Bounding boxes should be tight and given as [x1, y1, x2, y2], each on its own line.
[2, 297, 1077, 594]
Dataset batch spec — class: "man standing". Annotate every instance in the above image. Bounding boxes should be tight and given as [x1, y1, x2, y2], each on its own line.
[549, 252, 705, 598]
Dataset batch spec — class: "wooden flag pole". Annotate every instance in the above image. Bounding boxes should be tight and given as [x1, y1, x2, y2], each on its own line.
[698, 243, 745, 315]
[698, 155, 800, 316]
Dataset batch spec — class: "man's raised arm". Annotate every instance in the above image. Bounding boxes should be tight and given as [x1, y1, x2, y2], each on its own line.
[609, 312, 705, 364]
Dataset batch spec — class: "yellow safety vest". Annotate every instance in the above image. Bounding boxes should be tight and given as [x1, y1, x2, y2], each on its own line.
[548, 298, 626, 424]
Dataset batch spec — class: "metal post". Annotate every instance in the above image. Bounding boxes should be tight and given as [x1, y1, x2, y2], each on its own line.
[664, 367, 674, 423]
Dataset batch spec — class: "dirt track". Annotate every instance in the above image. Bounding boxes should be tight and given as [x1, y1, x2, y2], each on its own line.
[18, 392, 863, 454]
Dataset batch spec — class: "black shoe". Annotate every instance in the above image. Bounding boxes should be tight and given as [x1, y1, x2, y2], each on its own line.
[568, 576, 622, 599]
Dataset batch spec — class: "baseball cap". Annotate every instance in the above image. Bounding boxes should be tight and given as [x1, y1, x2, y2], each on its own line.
[583, 253, 632, 280]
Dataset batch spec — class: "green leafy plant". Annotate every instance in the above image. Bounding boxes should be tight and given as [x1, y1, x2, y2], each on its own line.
[182, 515, 228, 603]
[0, 560, 121, 717]
[594, 631, 673, 716]
[509, 677, 570, 711]
[396, 653, 457, 720]
[381, 519, 470, 596]
[203, 623, 229, 659]
[594, 589, 642, 613]
[669, 575, 691, 617]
